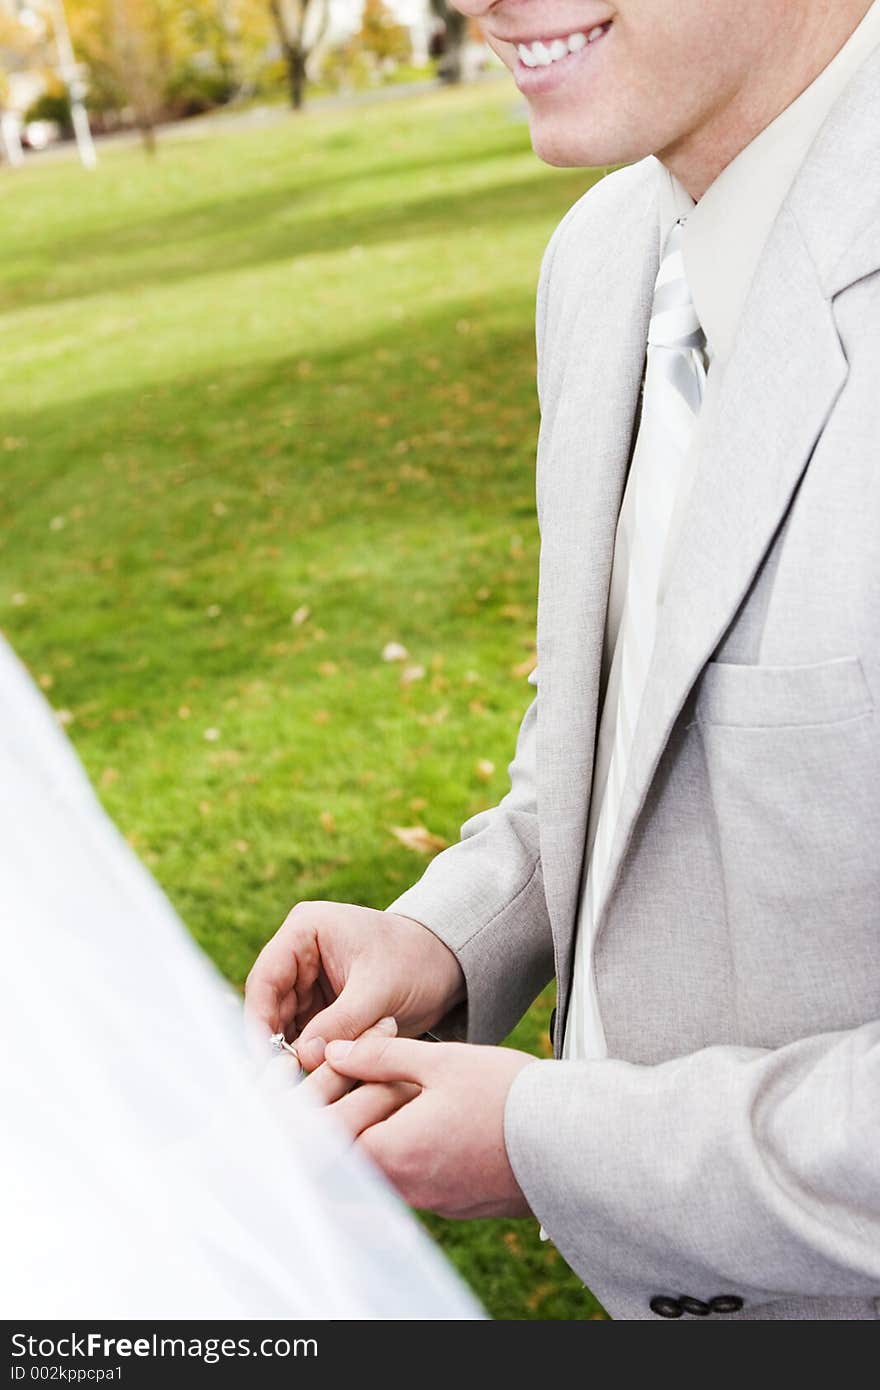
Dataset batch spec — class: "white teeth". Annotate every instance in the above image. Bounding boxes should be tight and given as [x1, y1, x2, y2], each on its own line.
[517, 26, 608, 67]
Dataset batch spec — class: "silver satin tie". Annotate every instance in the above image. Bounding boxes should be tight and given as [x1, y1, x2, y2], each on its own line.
[563, 217, 709, 1062]
[647, 218, 709, 413]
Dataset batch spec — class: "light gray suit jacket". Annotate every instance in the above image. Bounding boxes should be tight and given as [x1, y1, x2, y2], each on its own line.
[389, 49, 880, 1319]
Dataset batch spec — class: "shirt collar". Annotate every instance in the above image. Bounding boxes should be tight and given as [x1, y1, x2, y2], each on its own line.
[657, 0, 880, 366]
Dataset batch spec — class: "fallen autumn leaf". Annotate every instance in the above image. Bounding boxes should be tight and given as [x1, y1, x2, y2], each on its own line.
[390, 825, 448, 855]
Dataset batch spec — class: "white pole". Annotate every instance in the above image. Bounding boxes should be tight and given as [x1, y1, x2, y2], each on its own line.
[0, 111, 25, 167]
[47, 0, 97, 168]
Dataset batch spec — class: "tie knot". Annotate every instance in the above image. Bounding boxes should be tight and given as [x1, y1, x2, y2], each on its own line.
[648, 218, 705, 353]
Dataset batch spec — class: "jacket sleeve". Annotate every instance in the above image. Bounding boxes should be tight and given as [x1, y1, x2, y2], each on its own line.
[383, 211, 581, 1045]
[504, 1020, 880, 1317]
[387, 669, 553, 1045]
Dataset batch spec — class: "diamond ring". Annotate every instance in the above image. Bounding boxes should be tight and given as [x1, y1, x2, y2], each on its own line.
[270, 1032, 300, 1062]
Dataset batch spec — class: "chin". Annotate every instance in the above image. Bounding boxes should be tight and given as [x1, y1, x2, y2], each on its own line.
[527, 111, 646, 171]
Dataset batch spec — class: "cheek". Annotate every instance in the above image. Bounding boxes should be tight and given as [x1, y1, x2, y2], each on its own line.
[523, 62, 666, 168]
[483, 32, 515, 71]
[522, 21, 726, 168]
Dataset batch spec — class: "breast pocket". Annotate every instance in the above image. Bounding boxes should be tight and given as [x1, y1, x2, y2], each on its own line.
[695, 656, 872, 730]
[694, 656, 879, 1038]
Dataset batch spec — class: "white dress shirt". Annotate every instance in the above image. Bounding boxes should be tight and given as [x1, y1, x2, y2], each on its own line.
[563, 0, 880, 1061]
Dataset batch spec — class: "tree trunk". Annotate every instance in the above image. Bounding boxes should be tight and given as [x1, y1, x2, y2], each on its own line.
[137, 115, 157, 154]
[285, 45, 307, 109]
[110, 0, 160, 153]
[431, 3, 467, 84]
[270, 0, 311, 110]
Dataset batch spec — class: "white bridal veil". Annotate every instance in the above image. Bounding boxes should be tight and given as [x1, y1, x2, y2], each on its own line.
[0, 636, 481, 1319]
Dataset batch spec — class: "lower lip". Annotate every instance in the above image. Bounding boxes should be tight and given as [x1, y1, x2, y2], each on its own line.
[513, 24, 612, 96]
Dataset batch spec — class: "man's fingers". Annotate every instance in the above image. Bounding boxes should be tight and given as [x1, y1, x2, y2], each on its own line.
[295, 984, 385, 1055]
[300, 1017, 398, 1098]
[324, 1034, 437, 1085]
[244, 910, 321, 1030]
[331, 1080, 420, 1140]
[296, 1035, 329, 1072]
[243, 974, 283, 1033]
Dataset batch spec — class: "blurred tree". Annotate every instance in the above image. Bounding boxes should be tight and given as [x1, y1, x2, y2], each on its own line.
[429, 0, 466, 84]
[169, 0, 272, 105]
[268, 0, 328, 109]
[0, 4, 44, 165]
[0, 2, 43, 101]
[63, 0, 170, 146]
[358, 0, 410, 68]
[206, 0, 238, 92]
[24, 83, 73, 133]
[108, 0, 164, 150]
[59, 0, 276, 136]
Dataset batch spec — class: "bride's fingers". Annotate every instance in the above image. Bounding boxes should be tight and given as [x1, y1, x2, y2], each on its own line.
[301, 1058, 357, 1106]
[300, 1016, 398, 1101]
[330, 1081, 420, 1140]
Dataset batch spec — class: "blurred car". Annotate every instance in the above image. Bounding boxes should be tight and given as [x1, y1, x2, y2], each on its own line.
[21, 120, 61, 152]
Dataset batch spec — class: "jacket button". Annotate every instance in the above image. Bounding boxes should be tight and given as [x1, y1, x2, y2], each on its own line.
[649, 1296, 683, 1318]
[679, 1296, 710, 1316]
[709, 1295, 744, 1314]
[549, 1007, 557, 1043]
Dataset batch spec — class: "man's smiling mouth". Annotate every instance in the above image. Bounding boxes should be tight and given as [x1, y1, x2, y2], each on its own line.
[515, 22, 612, 68]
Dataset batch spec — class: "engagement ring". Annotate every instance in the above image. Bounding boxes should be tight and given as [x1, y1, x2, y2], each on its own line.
[270, 1032, 300, 1060]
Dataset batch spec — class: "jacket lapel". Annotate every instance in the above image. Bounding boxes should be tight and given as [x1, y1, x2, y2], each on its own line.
[589, 30, 880, 952]
[590, 206, 849, 946]
[545, 42, 880, 1027]
[537, 178, 659, 1008]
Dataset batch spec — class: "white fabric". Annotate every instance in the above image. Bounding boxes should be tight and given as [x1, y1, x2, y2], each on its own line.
[563, 0, 880, 1062]
[563, 223, 707, 1061]
[0, 636, 482, 1320]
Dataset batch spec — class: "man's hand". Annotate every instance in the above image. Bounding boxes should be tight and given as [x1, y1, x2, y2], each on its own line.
[244, 902, 465, 1071]
[301, 1013, 418, 1112]
[321, 1034, 537, 1220]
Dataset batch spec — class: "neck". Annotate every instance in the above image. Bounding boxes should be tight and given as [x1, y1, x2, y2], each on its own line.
[659, 0, 874, 200]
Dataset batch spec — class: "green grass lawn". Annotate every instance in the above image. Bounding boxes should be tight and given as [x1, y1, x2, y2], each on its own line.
[0, 82, 607, 1319]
